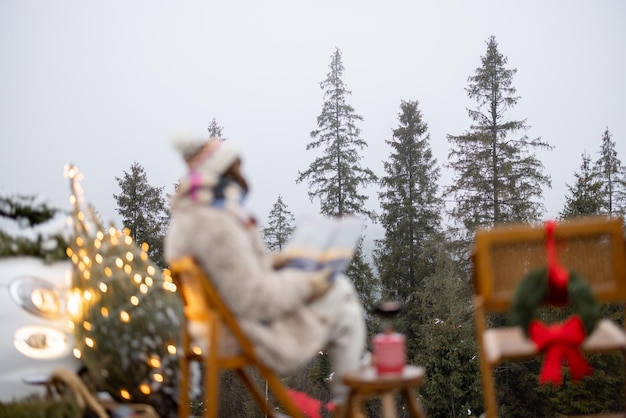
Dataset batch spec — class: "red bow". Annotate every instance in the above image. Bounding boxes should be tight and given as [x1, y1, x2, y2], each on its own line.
[529, 315, 592, 386]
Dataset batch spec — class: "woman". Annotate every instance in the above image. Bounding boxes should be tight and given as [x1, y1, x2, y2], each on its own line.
[164, 136, 366, 414]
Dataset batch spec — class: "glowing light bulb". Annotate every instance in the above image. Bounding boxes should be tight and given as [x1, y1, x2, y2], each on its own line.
[120, 389, 130, 400]
[85, 337, 95, 348]
[149, 356, 160, 368]
[120, 311, 130, 322]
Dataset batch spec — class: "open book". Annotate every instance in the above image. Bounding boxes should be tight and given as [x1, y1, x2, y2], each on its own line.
[281, 215, 364, 277]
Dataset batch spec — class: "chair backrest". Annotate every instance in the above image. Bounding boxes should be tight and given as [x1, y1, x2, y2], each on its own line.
[168, 256, 255, 357]
[473, 216, 626, 313]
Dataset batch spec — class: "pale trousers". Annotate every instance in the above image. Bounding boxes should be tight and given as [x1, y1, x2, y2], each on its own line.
[310, 275, 367, 403]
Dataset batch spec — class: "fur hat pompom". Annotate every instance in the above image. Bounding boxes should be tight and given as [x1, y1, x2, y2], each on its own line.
[172, 130, 207, 162]
[173, 131, 240, 178]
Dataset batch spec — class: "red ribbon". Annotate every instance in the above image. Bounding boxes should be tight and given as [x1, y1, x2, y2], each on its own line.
[529, 315, 592, 386]
[545, 220, 569, 305]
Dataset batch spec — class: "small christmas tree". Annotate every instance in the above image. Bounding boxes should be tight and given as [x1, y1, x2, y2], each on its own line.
[65, 165, 183, 417]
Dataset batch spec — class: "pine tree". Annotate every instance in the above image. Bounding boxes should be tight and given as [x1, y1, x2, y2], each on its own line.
[296, 47, 378, 406]
[207, 117, 225, 139]
[374, 100, 444, 303]
[262, 195, 295, 251]
[296, 47, 378, 221]
[296, 47, 378, 300]
[445, 36, 552, 416]
[414, 244, 482, 417]
[446, 36, 551, 236]
[113, 162, 169, 268]
[560, 152, 604, 219]
[0, 191, 69, 262]
[594, 127, 626, 216]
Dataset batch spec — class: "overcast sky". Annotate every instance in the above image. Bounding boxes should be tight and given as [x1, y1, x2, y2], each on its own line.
[1, 1, 625, 240]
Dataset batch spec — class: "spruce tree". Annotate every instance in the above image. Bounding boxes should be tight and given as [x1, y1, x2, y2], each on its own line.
[296, 47, 378, 406]
[446, 36, 552, 416]
[594, 127, 626, 216]
[0, 191, 69, 262]
[262, 195, 295, 251]
[296, 47, 378, 305]
[113, 162, 169, 268]
[207, 117, 225, 139]
[296, 47, 377, 221]
[374, 100, 443, 302]
[446, 36, 551, 237]
[415, 244, 482, 417]
[560, 152, 604, 219]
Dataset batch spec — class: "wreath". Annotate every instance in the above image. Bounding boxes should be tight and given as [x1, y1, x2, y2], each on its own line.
[509, 220, 601, 386]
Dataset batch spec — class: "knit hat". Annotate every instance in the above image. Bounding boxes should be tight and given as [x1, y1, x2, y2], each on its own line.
[174, 133, 239, 178]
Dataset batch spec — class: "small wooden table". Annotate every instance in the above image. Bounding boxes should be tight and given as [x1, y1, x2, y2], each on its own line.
[342, 365, 427, 418]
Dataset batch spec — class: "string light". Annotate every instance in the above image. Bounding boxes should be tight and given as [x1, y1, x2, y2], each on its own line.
[65, 165, 183, 406]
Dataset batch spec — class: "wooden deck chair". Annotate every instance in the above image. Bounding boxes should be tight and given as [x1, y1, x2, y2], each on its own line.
[25, 368, 159, 418]
[472, 216, 626, 418]
[168, 256, 305, 418]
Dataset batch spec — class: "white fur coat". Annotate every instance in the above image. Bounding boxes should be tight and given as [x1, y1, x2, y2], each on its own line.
[164, 197, 332, 375]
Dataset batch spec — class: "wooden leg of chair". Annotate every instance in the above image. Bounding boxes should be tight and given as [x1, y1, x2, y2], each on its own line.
[475, 301, 497, 418]
[623, 348, 626, 416]
[402, 387, 426, 418]
[263, 370, 305, 418]
[481, 362, 497, 418]
[206, 321, 219, 418]
[179, 330, 190, 418]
